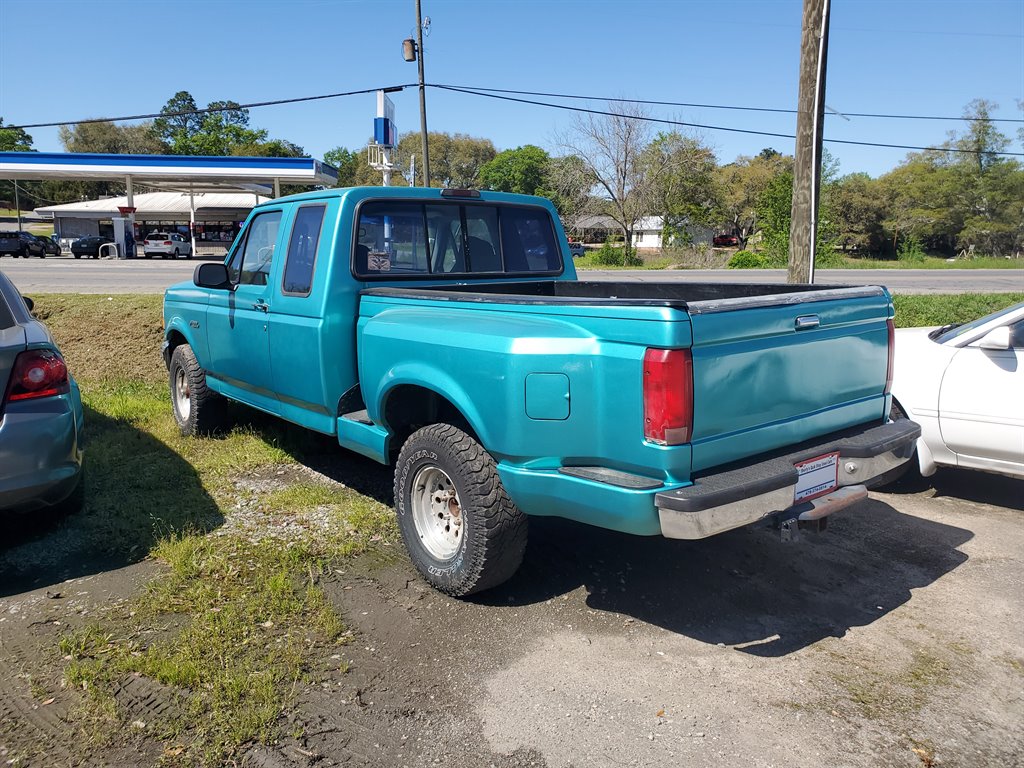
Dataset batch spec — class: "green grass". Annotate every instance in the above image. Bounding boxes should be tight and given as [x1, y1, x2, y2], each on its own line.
[839, 255, 1023, 270]
[5, 295, 396, 766]
[893, 293, 1024, 328]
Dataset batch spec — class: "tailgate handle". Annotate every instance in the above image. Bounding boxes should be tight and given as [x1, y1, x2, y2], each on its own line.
[795, 315, 820, 330]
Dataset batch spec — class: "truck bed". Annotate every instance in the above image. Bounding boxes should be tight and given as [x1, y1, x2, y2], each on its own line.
[362, 280, 886, 312]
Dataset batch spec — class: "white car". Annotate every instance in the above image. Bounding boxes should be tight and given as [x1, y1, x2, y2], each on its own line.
[890, 301, 1024, 480]
[143, 232, 192, 259]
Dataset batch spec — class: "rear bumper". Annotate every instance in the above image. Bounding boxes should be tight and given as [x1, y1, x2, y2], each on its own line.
[655, 420, 920, 540]
[0, 382, 84, 514]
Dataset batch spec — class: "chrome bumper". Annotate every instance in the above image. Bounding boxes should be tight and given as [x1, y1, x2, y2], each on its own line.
[656, 420, 920, 540]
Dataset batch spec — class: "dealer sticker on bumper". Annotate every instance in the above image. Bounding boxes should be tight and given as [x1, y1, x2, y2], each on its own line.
[794, 451, 840, 503]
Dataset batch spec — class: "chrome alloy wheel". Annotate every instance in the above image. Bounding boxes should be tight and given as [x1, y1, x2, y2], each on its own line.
[411, 466, 464, 559]
[174, 365, 191, 422]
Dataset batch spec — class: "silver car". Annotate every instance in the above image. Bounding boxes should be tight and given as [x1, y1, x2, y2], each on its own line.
[0, 271, 84, 518]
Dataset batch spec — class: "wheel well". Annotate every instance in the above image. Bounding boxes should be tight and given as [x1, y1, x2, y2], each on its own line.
[165, 330, 188, 365]
[383, 385, 477, 456]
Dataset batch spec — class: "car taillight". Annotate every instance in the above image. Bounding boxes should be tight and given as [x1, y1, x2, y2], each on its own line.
[643, 348, 693, 445]
[884, 318, 895, 395]
[5, 349, 70, 402]
[163, 241, 172, 246]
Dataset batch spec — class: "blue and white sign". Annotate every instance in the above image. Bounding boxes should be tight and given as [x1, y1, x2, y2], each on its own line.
[374, 90, 397, 148]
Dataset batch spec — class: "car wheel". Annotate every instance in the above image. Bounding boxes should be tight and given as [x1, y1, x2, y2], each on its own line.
[170, 343, 226, 436]
[73, 253, 81, 259]
[172, 248, 179, 258]
[394, 423, 528, 596]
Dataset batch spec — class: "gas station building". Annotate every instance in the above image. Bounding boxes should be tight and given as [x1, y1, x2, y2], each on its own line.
[0, 152, 338, 258]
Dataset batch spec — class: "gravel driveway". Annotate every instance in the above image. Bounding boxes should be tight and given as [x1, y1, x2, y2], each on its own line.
[2, 467, 1021, 767]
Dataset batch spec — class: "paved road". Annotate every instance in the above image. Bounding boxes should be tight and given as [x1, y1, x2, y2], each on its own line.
[1, 255, 1021, 294]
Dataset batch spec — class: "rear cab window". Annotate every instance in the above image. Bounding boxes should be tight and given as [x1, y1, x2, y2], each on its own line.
[353, 200, 562, 279]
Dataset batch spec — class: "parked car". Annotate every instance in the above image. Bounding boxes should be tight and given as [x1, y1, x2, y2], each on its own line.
[70, 236, 114, 259]
[0, 270, 85, 519]
[143, 232, 192, 259]
[164, 186, 917, 596]
[31, 234, 61, 257]
[568, 241, 586, 258]
[889, 301, 1024, 480]
[713, 234, 740, 248]
[0, 231, 47, 258]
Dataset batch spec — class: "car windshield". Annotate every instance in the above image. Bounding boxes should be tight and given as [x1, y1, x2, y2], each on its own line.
[932, 301, 1024, 344]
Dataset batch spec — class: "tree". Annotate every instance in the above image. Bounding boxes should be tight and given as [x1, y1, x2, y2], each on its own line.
[152, 91, 294, 156]
[478, 145, 551, 196]
[643, 132, 719, 245]
[556, 101, 657, 265]
[713, 150, 792, 248]
[396, 132, 496, 188]
[949, 99, 1009, 175]
[59, 120, 164, 155]
[323, 147, 361, 187]
[830, 172, 888, 255]
[0, 118, 33, 152]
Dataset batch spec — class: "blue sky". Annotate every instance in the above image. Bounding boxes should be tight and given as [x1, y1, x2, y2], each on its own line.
[1, 0, 1021, 178]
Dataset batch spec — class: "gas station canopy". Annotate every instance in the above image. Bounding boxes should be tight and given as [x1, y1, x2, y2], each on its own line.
[0, 151, 338, 196]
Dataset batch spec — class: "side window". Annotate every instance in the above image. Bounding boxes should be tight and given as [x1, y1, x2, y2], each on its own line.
[237, 211, 282, 287]
[356, 202, 429, 275]
[500, 207, 561, 273]
[282, 205, 326, 296]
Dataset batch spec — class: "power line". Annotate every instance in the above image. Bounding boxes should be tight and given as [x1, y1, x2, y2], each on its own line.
[6, 84, 419, 130]
[4, 82, 1022, 158]
[431, 84, 1024, 157]
[428, 83, 1024, 123]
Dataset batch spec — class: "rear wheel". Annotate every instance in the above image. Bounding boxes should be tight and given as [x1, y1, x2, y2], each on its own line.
[394, 423, 528, 596]
[169, 343, 226, 436]
[172, 248, 179, 258]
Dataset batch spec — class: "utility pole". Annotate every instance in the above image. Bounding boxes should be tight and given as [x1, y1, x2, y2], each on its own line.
[415, 0, 431, 187]
[788, 0, 830, 284]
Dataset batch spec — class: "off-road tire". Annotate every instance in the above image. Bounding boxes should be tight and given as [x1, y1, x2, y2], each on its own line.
[394, 423, 528, 597]
[169, 343, 226, 436]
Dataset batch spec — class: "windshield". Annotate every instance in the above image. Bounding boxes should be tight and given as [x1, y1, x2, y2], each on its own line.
[933, 302, 1024, 344]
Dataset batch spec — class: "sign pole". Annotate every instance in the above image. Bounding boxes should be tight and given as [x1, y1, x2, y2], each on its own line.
[415, 0, 430, 187]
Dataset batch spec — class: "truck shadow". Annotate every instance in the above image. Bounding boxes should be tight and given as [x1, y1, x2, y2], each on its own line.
[479, 500, 973, 657]
[0, 405, 223, 597]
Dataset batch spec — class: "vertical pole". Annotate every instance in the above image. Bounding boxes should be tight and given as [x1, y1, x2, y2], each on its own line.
[382, 147, 392, 187]
[273, 178, 281, 199]
[189, 184, 196, 254]
[788, 0, 830, 284]
[415, 0, 431, 187]
[14, 181, 22, 229]
[126, 175, 135, 258]
[410, 155, 416, 187]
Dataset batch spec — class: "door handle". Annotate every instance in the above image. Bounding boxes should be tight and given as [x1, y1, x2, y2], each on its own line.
[795, 315, 820, 330]
[252, 300, 269, 313]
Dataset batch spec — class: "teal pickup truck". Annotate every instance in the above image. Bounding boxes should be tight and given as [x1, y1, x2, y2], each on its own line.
[163, 186, 919, 596]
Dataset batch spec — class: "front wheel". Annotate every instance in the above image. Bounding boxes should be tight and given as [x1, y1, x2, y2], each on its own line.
[169, 343, 226, 436]
[394, 423, 528, 596]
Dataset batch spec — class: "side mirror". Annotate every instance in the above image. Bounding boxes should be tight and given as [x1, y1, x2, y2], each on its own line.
[194, 262, 232, 290]
[978, 326, 1011, 351]
[22, 296, 34, 311]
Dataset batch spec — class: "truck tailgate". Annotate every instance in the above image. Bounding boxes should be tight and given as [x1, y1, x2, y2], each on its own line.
[686, 288, 892, 473]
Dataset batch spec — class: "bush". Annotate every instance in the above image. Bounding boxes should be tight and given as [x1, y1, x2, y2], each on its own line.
[592, 239, 624, 266]
[897, 235, 927, 263]
[727, 250, 785, 269]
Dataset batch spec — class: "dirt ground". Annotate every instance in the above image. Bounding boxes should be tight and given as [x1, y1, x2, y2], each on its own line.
[2, 463, 1022, 768]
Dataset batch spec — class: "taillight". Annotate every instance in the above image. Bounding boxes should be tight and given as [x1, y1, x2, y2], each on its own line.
[884, 318, 895, 395]
[163, 241, 172, 246]
[5, 350, 70, 402]
[643, 348, 693, 445]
